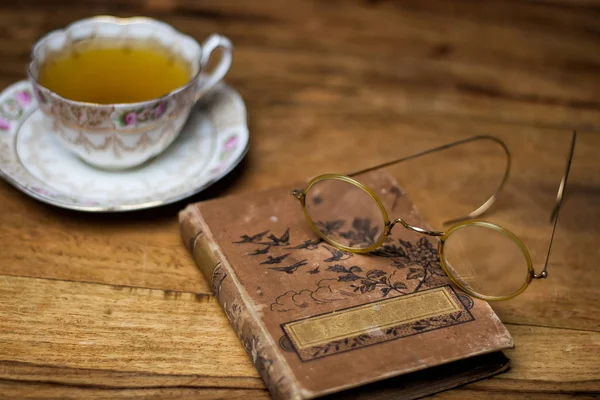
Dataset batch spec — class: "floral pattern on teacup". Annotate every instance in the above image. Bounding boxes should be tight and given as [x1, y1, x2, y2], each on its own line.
[114, 100, 170, 127]
[1, 99, 22, 120]
[50, 101, 115, 129]
[16, 90, 33, 107]
[209, 134, 240, 176]
[222, 135, 239, 158]
[0, 88, 35, 131]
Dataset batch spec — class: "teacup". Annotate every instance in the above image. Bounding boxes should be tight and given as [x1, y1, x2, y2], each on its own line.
[28, 16, 233, 169]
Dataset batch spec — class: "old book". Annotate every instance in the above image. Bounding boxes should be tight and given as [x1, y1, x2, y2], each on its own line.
[179, 169, 513, 400]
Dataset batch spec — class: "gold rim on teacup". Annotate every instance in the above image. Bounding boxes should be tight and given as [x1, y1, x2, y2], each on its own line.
[27, 16, 233, 170]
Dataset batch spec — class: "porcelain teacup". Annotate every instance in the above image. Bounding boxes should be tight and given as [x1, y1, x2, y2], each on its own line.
[27, 16, 233, 170]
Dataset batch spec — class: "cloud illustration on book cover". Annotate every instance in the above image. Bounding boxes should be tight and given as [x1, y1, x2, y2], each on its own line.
[232, 217, 452, 313]
[270, 263, 443, 312]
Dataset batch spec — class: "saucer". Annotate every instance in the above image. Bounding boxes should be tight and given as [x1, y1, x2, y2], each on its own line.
[0, 80, 249, 212]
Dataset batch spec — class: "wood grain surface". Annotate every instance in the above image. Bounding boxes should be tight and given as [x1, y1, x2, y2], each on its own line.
[0, 0, 599, 399]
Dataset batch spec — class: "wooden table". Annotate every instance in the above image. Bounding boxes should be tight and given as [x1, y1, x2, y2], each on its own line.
[1, 1, 599, 399]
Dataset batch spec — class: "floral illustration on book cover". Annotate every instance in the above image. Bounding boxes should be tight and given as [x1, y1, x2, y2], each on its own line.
[226, 180, 476, 362]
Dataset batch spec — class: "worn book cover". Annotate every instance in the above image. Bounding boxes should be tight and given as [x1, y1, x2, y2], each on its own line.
[179, 170, 513, 400]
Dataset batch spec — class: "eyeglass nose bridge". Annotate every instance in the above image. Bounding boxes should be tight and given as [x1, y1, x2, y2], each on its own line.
[389, 218, 445, 237]
[291, 189, 305, 205]
[533, 270, 548, 279]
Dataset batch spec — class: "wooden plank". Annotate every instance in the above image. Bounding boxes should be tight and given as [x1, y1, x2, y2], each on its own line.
[0, 379, 596, 400]
[435, 390, 600, 400]
[0, 381, 270, 400]
[0, 361, 263, 390]
[0, 196, 208, 293]
[0, 0, 599, 129]
[0, 275, 258, 379]
[482, 325, 600, 391]
[0, 275, 598, 396]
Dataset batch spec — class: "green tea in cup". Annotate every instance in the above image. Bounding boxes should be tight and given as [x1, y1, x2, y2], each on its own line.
[38, 39, 192, 104]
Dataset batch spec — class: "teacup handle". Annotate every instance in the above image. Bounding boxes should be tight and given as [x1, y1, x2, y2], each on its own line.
[196, 34, 233, 100]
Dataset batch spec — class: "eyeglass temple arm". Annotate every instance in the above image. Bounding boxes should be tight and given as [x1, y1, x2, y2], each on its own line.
[347, 135, 511, 225]
[534, 130, 576, 279]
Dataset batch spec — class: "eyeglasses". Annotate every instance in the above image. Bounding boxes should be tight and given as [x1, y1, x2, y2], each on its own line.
[291, 133, 576, 301]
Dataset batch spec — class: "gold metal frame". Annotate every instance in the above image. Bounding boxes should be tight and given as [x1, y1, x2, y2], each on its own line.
[295, 173, 391, 253]
[292, 133, 577, 301]
[438, 221, 534, 301]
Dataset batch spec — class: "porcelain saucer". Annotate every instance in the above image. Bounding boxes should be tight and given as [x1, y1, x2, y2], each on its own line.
[0, 80, 249, 212]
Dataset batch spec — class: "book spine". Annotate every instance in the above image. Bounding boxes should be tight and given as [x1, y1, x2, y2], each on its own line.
[179, 205, 304, 400]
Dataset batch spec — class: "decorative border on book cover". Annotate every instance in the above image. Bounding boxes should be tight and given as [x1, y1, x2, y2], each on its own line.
[280, 285, 474, 361]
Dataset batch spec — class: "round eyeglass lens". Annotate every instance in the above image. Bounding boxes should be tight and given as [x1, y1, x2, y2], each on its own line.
[304, 178, 385, 250]
[441, 223, 531, 298]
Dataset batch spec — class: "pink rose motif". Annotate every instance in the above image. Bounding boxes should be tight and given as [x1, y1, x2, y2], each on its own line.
[224, 136, 238, 151]
[124, 112, 137, 126]
[210, 165, 224, 176]
[16, 90, 32, 107]
[33, 187, 53, 196]
[154, 102, 167, 119]
[0, 118, 10, 131]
